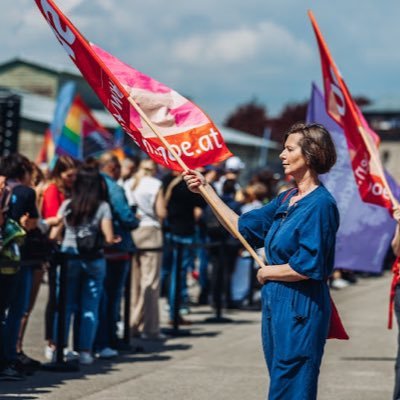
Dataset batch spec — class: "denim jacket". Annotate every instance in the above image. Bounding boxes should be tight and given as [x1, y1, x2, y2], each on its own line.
[102, 174, 139, 253]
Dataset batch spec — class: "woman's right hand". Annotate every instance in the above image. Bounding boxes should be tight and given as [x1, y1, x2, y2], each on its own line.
[183, 170, 206, 194]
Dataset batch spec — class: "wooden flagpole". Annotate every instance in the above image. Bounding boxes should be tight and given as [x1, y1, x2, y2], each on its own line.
[127, 96, 265, 269]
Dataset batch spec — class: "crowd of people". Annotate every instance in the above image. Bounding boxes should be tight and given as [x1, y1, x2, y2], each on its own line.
[0, 149, 278, 381]
[0, 142, 395, 395]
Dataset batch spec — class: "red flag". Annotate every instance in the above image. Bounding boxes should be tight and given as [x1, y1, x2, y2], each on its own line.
[308, 10, 395, 211]
[35, 0, 232, 171]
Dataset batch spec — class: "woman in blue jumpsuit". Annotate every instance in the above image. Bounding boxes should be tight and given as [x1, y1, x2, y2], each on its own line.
[184, 123, 339, 400]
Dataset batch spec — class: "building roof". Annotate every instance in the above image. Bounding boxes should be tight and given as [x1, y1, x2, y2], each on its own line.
[0, 57, 80, 77]
[17, 90, 279, 149]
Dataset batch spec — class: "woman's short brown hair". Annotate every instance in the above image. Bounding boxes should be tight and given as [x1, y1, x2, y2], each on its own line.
[284, 122, 337, 174]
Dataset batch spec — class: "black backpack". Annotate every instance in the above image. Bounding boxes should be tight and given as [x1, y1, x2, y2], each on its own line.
[203, 205, 228, 241]
[75, 223, 104, 259]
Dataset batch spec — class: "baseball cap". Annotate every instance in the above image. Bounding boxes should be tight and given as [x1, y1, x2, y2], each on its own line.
[225, 156, 245, 171]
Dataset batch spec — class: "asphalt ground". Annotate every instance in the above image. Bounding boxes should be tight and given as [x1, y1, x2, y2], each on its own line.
[0, 272, 396, 400]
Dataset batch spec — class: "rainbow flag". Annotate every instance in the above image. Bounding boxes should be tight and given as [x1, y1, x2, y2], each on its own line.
[55, 95, 114, 160]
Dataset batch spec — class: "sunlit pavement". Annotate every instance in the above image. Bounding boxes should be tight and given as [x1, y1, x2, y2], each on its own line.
[0, 272, 395, 400]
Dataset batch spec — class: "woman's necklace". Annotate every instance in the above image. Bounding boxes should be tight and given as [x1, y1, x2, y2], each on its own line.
[289, 185, 319, 206]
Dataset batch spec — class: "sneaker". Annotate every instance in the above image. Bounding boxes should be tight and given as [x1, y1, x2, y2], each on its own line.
[331, 278, 350, 290]
[65, 350, 80, 361]
[17, 351, 41, 369]
[44, 345, 55, 361]
[0, 365, 26, 381]
[79, 351, 94, 365]
[95, 347, 118, 359]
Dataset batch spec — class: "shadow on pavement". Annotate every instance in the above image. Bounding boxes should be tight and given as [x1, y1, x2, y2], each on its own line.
[0, 352, 171, 399]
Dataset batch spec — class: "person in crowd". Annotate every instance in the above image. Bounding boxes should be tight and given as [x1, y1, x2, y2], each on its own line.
[50, 164, 116, 365]
[118, 155, 140, 185]
[249, 169, 280, 203]
[1, 154, 39, 378]
[0, 159, 26, 381]
[41, 155, 77, 361]
[95, 153, 138, 358]
[238, 182, 268, 214]
[124, 159, 167, 340]
[194, 166, 220, 305]
[391, 205, 400, 400]
[161, 169, 205, 324]
[184, 123, 341, 400]
[204, 178, 242, 310]
[213, 156, 244, 196]
[14, 163, 59, 373]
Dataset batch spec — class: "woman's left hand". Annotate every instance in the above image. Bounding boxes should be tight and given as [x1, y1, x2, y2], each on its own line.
[257, 266, 269, 285]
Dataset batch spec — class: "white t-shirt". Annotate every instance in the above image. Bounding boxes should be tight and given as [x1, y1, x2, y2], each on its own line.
[123, 176, 162, 228]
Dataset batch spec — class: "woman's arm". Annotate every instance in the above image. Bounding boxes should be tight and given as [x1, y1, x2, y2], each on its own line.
[392, 207, 400, 256]
[257, 263, 309, 284]
[100, 218, 115, 245]
[183, 170, 239, 237]
[154, 188, 167, 222]
[49, 220, 64, 241]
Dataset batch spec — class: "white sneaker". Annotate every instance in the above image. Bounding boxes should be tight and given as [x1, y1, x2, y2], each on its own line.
[44, 345, 54, 361]
[331, 278, 350, 290]
[95, 347, 118, 359]
[65, 350, 79, 361]
[79, 351, 94, 365]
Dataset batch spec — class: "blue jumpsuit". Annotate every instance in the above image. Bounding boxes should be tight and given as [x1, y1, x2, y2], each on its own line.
[238, 186, 339, 400]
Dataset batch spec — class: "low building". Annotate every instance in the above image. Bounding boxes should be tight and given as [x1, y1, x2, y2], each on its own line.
[0, 57, 281, 170]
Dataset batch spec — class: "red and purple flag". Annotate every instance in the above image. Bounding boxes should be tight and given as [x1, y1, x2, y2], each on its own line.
[307, 83, 398, 273]
[309, 10, 395, 211]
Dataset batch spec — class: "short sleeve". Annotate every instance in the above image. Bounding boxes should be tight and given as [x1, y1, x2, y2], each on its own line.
[288, 199, 339, 280]
[238, 195, 281, 248]
[57, 200, 70, 218]
[42, 184, 64, 218]
[98, 202, 112, 220]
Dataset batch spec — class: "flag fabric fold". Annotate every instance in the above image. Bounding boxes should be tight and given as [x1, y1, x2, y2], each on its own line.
[35, 0, 232, 170]
[307, 83, 397, 274]
[308, 10, 394, 211]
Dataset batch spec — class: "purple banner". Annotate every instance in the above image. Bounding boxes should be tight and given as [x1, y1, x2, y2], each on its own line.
[307, 83, 398, 273]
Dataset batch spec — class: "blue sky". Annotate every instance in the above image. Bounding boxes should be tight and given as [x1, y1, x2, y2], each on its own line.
[1, 0, 399, 124]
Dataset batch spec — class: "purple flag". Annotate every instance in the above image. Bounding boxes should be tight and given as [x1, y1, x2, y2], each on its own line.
[307, 83, 398, 273]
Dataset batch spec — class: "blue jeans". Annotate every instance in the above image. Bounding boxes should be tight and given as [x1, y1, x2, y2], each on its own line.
[161, 232, 173, 296]
[55, 255, 106, 351]
[95, 258, 130, 350]
[4, 265, 32, 361]
[168, 234, 195, 320]
[195, 228, 209, 291]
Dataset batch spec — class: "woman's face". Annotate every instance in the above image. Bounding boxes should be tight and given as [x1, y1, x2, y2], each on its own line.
[279, 133, 309, 177]
[61, 168, 77, 188]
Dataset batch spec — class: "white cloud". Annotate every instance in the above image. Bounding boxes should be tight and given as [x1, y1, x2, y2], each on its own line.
[173, 21, 312, 66]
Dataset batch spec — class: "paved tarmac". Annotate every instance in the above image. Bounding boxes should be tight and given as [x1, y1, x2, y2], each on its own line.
[0, 272, 396, 400]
